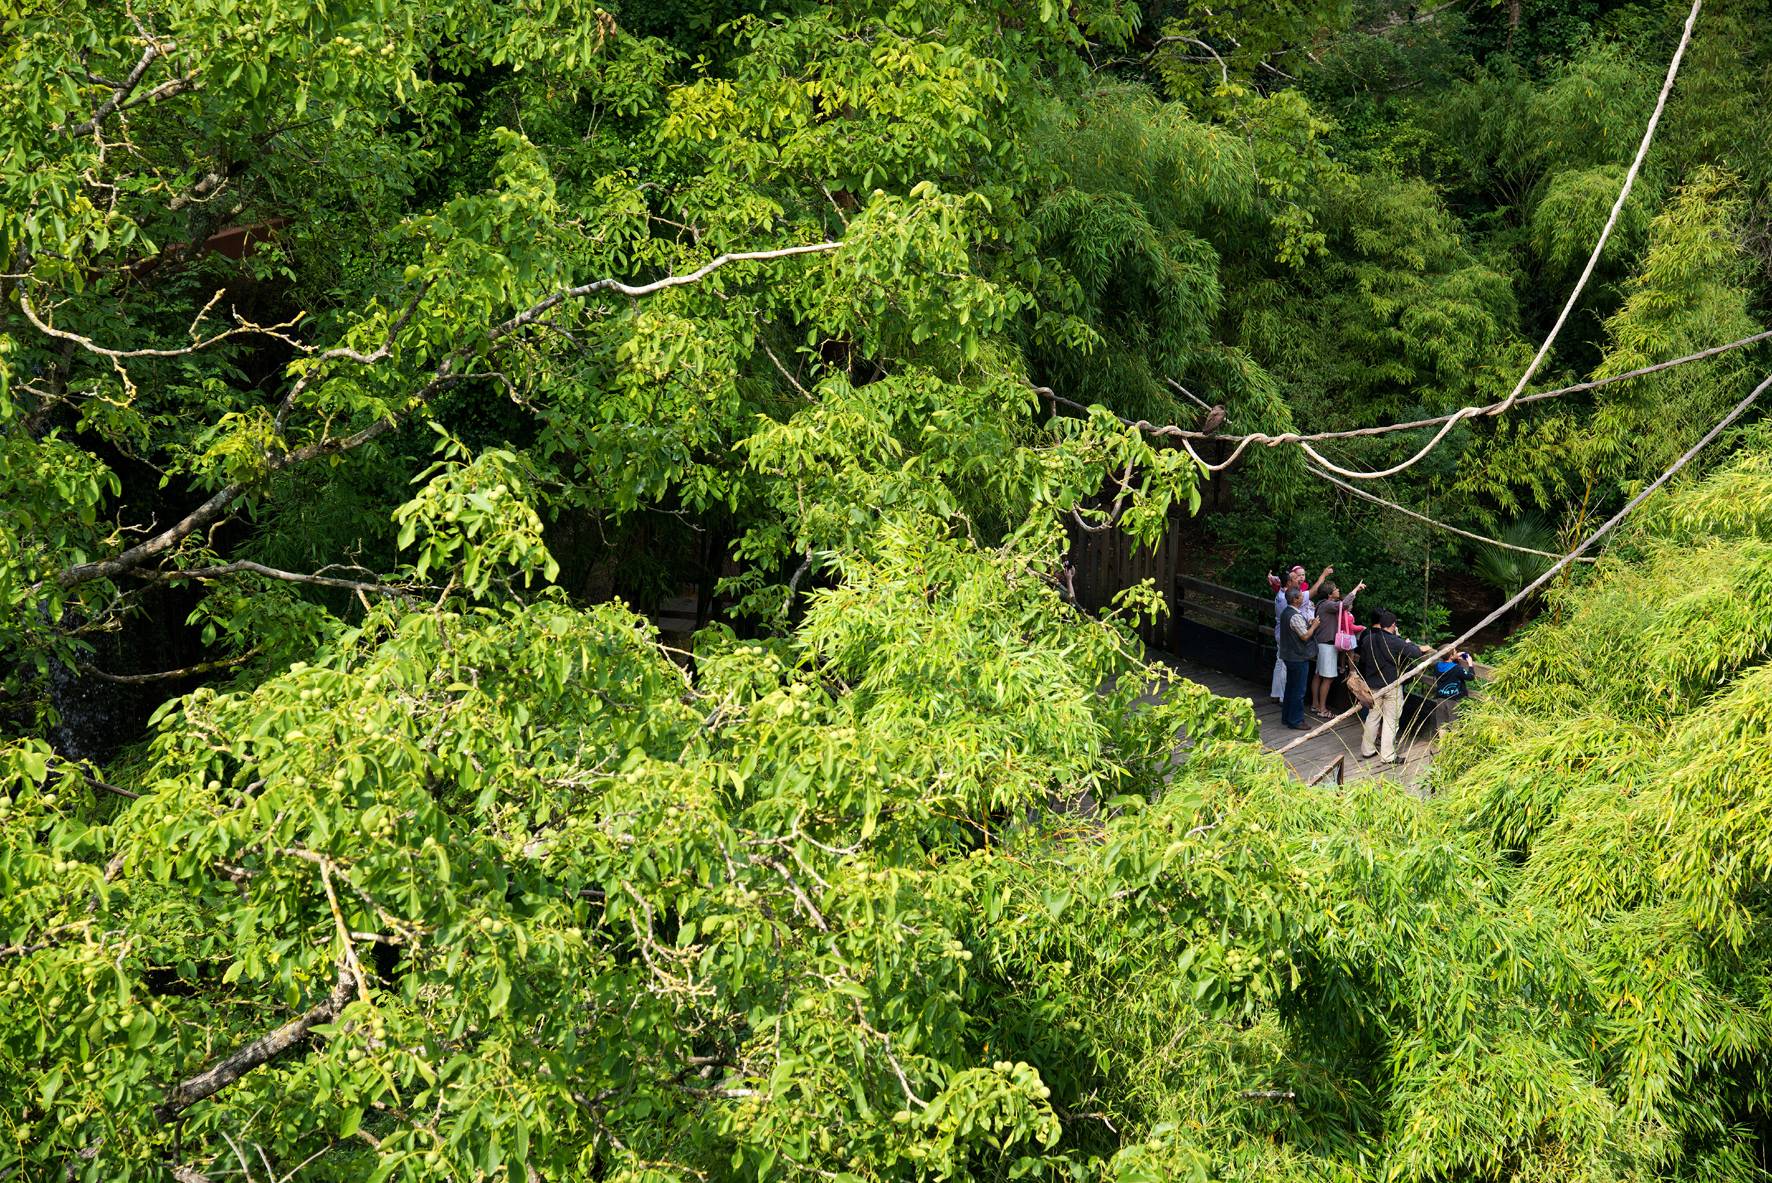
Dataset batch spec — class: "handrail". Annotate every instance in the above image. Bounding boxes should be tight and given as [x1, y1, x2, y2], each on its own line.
[1178, 600, 1270, 638]
[1307, 755, 1345, 787]
[1177, 574, 1272, 611]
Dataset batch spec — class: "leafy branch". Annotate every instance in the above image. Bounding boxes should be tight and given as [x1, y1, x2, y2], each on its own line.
[49, 241, 843, 590]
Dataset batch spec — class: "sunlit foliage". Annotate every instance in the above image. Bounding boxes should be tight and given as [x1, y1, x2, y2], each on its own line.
[6, 0, 1772, 1179]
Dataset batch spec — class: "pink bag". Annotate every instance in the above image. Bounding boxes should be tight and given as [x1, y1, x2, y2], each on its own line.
[1335, 606, 1360, 652]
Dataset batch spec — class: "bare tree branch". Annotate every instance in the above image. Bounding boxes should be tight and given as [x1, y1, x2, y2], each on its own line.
[57, 481, 252, 588]
[16, 286, 306, 362]
[1144, 32, 1230, 85]
[78, 650, 258, 684]
[0, 941, 52, 958]
[156, 963, 354, 1122]
[274, 281, 431, 432]
[115, 69, 200, 116]
[56, 34, 167, 138]
[756, 856, 829, 932]
[53, 756, 141, 800]
[761, 341, 814, 400]
[319, 862, 373, 1006]
[166, 169, 229, 212]
[1181, 37, 1230, 86]
[1, 920, 96, 959]
[785, 550, 814, 600]
[852, 1000, 926, 1109]
[1069, 459, 1138, 534]
[137, 560, 417, 595]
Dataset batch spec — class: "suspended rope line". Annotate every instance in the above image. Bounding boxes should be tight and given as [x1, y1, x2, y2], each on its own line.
[1039, 322, 1770, 475]
[1297, 0, 1704, 480]
[1041, 0, 1723, 476]
[1275, 365, 1772, 758]
[1305, 464, 1598, 562]
[1494, 0, 1702, 420]
[1193, 328, 1772, 450]
[1038, 383, 1605, 561]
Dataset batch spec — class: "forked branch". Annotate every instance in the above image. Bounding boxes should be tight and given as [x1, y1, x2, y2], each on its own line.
[57, 35, 166, 138]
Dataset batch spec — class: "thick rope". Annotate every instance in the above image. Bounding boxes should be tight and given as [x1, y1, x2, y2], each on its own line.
[1194, 328, 1772, 450]
[1049, 380, 1609, 561]
[1045, 385, 1614, 562]
[1275, 366, 1772, 758]
[1042, 323, 1771, 476]
[1298, 0, 1704, 480]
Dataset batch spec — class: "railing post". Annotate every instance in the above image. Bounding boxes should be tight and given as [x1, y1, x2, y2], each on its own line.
[1173, 576, 1185, 653]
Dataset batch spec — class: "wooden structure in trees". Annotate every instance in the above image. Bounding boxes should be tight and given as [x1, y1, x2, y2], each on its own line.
[1064, 513, 1183, 650]
[1156, 658, 1436, 790]
[1173, 574, 1276, 686]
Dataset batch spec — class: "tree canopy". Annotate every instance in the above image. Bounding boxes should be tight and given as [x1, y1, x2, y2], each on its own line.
[4, 0, 1772, 1180]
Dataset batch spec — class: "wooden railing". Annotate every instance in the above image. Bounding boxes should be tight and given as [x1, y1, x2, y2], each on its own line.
[1172, 574, 1275, 684]
[1067, 514, 1182, 650]
[1175, 575, 1272, 641]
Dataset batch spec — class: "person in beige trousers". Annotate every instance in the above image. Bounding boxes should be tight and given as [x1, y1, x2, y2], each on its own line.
[1357, 610, 1426, 765]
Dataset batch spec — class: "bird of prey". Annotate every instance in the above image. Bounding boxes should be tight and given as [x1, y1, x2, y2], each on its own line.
[1196, 404, 1227, 435]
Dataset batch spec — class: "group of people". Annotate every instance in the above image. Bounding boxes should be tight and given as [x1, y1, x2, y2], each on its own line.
[1267, 563, 1476, 765]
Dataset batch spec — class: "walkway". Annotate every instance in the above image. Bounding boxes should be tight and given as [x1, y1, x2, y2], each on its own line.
[1156, 656, 1435, 790]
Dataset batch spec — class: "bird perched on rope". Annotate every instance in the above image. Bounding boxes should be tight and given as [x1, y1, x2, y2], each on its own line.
[1195, 404, 1226, 435]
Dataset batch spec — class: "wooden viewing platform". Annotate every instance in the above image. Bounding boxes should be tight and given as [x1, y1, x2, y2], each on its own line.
[1155, 656, 1436, 789]
[1060, 503, 1485, 794]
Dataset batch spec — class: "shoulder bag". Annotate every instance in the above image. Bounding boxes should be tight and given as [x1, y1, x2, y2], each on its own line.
[1335, 606, 1360, 652]
[1343, 661, 1376, 709]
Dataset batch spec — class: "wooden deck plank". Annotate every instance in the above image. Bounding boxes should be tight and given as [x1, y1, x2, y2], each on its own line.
[1152, 656, 1435, 791]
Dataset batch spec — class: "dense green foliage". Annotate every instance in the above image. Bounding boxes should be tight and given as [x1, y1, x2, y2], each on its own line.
[3, 0, 1772, 1180]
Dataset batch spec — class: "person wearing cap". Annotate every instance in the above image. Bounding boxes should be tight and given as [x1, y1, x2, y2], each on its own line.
[1432, 650, 1478, 702]
[1269, 563, 1332, 701]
